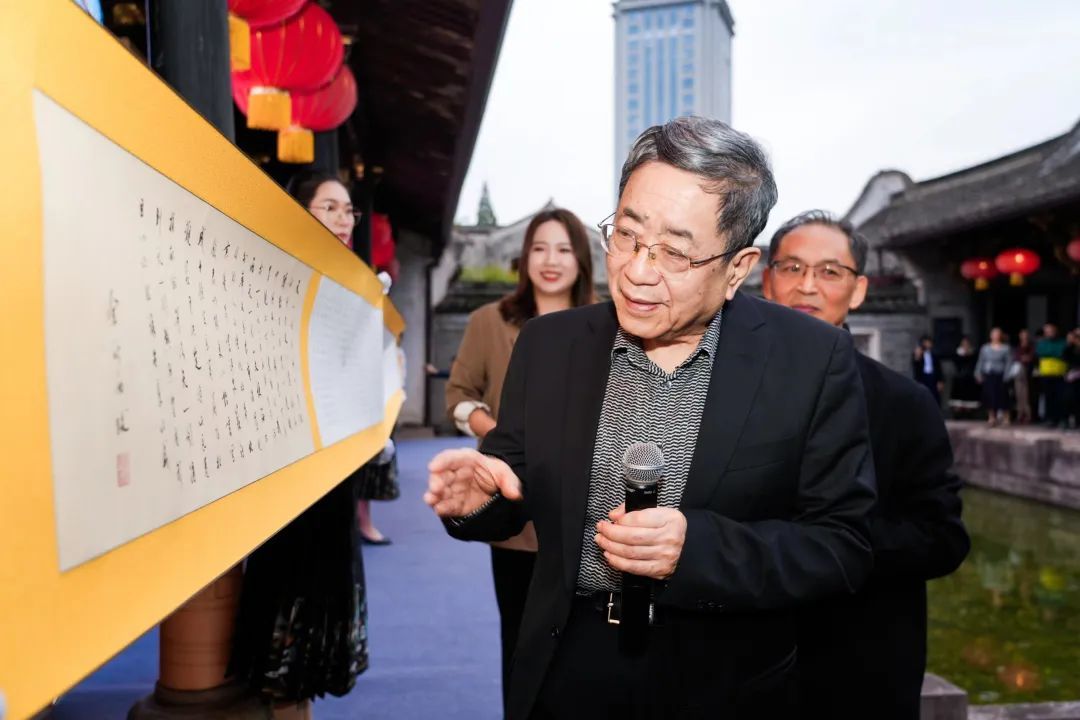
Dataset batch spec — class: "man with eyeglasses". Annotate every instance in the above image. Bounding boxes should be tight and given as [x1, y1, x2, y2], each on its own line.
[425, 117, 877, 719]
[763, 210, 970, 720]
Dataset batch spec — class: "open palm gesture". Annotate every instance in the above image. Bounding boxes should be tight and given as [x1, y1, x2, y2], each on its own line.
[425, 448, 522, 518]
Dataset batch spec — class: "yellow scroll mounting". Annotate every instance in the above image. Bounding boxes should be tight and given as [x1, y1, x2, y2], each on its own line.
[0, 3, 404, 718]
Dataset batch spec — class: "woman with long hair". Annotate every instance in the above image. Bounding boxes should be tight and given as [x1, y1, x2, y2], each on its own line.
[445, 207, 596, 706]
[289, 172, 396, 543]
[231, 171, 372, 718]
[951, 336, 980, 418]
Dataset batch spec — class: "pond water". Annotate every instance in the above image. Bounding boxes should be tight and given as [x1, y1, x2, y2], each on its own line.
[927, 487, 1080, 703]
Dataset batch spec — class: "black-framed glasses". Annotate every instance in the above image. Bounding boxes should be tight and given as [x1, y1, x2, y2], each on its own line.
[768, 259, 859, 283]
[308, 202, 362, 220]
[597, 213, 739, 277]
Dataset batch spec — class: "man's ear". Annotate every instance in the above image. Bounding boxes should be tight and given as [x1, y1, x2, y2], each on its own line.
[725, 247, 761, 301]
[849, 275, 869, 312]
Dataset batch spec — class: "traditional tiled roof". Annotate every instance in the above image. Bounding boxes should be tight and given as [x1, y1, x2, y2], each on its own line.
[451, 199, 607, 284]
[856, 118, 1080, 247]
[330, 0, 513, 248]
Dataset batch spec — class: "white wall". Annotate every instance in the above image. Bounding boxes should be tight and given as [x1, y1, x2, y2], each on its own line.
[388, 229, 431, 425]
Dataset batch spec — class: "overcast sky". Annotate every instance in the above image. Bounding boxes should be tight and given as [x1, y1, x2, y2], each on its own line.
[455, 0, 1080, 244]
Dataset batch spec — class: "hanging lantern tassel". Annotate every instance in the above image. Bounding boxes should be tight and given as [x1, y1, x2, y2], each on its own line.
[975, 277, 989, 291]
[228, 13, 251, 72]
[248, 87, 291, 130]
[1009, 272, 1024, 287]
[278, 126, 314, 164]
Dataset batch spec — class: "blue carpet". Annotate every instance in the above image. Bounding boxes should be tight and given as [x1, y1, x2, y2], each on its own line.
[52, 437, 502, 720]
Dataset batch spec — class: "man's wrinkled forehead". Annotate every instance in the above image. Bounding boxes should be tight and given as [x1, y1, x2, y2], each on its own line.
[618, 206, 696, 244]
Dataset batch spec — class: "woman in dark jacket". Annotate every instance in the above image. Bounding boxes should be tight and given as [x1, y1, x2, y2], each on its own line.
[951, 336, 980, 418]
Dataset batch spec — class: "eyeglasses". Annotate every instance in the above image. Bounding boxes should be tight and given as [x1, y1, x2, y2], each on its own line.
[768, 259, 858, 283]
[308, 202, 361, 220]
[597, 214, 738, 277]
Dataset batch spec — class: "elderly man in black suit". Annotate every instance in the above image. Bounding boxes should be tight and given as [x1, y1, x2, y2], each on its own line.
[763, 210, 971, 720]
[425, 117, 878, 719]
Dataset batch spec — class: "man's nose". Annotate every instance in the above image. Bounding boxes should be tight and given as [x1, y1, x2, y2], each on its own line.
[797, 268, 819, 294]
[624, 246, 660, 284]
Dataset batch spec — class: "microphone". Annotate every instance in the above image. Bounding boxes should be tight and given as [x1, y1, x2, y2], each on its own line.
[623, 441, 664, 513]
[619, 442, 664, 652]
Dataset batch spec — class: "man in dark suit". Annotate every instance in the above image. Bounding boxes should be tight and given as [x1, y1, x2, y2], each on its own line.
[425, 117, 877, 719]
[763, 210, 971, 720]
[912, 334, 945, 406]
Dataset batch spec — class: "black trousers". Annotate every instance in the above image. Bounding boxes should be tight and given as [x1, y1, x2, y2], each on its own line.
[915, 374, 941, 406]
[981, 372, 1008, 412]
[491, 547, 536, 712]
[1043, 377, 1066, 424]
[529, 598, 799, 720]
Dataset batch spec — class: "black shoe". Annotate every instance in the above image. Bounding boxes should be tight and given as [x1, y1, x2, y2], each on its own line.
[359, 531, 392, 546]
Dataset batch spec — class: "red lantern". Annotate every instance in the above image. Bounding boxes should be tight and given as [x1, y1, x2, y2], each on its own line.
[371, 213, 397, 273]
[234, 3, 344, 130]
[226, 0, 306, 71]
[290, 65, 357, 131]
[235, 65, 357, 164]
[994, 248, 1041, 286]
[960, 257, 998, 291]
[231, 70, 253, 113]
[228, 0, 306, 27]
[1067, 237, 1080, 262]
[277, 65, 358, 163]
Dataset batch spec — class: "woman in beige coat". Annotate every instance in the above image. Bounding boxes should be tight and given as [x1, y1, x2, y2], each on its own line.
[445, 207, 596, 707]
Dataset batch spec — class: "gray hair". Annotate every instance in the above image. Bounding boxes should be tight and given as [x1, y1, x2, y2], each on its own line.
[618, 116, 778, 253]
[768, 210, 868, 274]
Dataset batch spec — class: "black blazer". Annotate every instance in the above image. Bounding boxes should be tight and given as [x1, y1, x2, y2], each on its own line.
[446, 293, 878, 719]
[798, 353, 970, 720]
[911, 349, 944, 386]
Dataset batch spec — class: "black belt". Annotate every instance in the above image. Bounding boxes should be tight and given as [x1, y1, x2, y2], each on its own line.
[578, 591, 664, 626]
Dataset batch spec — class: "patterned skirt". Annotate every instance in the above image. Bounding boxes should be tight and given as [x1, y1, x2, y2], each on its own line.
[353, 449, 400, 501]
[230, 473, 369, 702]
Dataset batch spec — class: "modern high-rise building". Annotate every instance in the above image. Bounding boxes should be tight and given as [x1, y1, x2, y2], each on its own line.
[613, 0, 734, 189]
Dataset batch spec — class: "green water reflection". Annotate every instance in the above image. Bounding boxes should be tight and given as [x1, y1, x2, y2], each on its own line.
[927, 487, 1080, 703]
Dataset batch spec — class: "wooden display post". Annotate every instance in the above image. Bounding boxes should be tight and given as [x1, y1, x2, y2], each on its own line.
[130, 566, 270, 719]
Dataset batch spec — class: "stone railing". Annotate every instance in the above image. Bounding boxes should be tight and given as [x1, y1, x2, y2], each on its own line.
[920, 673, 1080, 719]
[948, 423, 1080, 511]
[923, 673, 969, 719]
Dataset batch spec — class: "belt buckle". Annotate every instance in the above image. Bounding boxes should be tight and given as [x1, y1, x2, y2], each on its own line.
[606, 592, 620, 625]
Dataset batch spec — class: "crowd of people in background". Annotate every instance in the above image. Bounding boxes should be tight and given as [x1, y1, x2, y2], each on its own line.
[926, 323, 1080, 429]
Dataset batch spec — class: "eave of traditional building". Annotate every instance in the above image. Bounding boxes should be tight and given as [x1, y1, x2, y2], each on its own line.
[331, 0, 514, 252]
[854, 118, 1080, 248]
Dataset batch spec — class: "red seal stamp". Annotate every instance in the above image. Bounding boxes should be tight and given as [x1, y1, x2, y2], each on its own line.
[117, 452, 131, 487]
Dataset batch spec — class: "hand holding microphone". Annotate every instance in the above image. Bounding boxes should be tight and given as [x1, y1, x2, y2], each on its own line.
[595, 443, 687, 582]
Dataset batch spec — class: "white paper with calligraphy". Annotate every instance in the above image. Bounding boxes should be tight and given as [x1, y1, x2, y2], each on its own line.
[36, 91, 318, 570]
[382, 327, 404, 408]
[307, 277, 385, 447]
